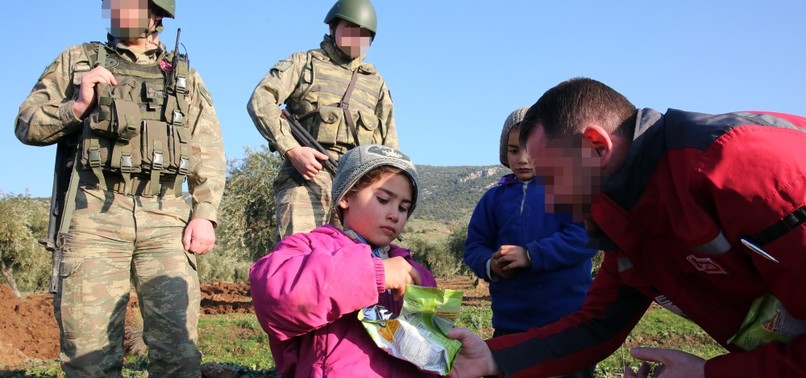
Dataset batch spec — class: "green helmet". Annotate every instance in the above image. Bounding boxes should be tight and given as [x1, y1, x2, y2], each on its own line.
[100, 0, 175, 18]
[151, 0, 175, 18]
[324, 0, 377, 36]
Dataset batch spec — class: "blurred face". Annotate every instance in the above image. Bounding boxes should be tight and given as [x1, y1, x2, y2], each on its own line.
[506, 127, 533, 181]
[339, 172, 413, 247]
[103, 0, 161, 40]
[333, 19, 373, 58]
[525, 123, 603, 221]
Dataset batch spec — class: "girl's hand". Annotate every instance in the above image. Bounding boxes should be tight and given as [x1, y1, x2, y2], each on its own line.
[382, 256, 422, 299]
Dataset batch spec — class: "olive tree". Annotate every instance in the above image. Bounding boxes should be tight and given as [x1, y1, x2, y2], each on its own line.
[199, 146, 282, 283]
[0, 193, 50, 296]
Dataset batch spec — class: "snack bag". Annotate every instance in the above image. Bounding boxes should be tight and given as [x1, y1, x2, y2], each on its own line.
[728, 293, 806, 351]
[359, 284, 463, 375]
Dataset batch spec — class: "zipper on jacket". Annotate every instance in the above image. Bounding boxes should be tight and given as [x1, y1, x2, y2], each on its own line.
[520, 181, 528, 214]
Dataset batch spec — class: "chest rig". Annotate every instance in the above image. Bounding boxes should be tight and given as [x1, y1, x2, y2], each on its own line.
[77, 42, 190, 196]
[286, 51, 388, 155]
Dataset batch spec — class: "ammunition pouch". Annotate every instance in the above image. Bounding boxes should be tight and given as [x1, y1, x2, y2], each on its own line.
[300, 105, 385, 148]
[80, 171, 178, 197]
[290, 52, 389, 151]
[78, 42, 191, 196]
[86, 92, 141, 141]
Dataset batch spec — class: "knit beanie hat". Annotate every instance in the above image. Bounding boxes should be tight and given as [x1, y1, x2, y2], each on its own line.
[499, 106, 530, 167]
[331, 145, 420, 216]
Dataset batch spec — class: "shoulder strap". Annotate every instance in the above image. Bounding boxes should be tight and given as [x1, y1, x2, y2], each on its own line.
[339, 69, 361, 146]
[747, 206, 806, 247]
[78, 42, 109, 190]
[162, 48, 192, 196]
[81, 41, 110, 69]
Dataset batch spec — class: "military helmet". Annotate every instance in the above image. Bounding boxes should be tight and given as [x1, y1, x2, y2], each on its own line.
[101, 0, 175, 19]
[324, 0, 377, 36]
[151, 0, 175, 18]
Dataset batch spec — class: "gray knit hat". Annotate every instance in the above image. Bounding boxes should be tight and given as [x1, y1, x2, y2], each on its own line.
[331, 145, 419, 216]
[499, 106, 530, 167]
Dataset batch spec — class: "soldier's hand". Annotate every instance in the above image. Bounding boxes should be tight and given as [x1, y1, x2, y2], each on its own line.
[183, 219, 216, 255]
[73, 66, 117, 120]
[382, 256, 422, 299]
[285, 146, 330, 180]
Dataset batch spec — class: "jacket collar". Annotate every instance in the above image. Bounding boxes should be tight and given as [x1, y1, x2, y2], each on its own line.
[107, 34, 166, 64]
[498, 173, 536, 186]
[320, 34, 364, 70]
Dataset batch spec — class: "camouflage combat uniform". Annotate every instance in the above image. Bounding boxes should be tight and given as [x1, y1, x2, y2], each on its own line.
[247, 35, 397, 238]
[15, 39, 225, 377]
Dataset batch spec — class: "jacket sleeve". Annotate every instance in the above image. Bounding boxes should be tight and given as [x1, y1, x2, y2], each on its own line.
[526, 221, 598, 273]
[411, 259, 437, 288]
[463, 189, 497, 281]
[696, 122, 806, 377]
[375, 79, 397, 149]
[15, 46, 85, 146]
[486, 253, 651, 377]
[249, 233, 385, 342]
[185, 70, 226, 224]
[246, 51, 307, 155]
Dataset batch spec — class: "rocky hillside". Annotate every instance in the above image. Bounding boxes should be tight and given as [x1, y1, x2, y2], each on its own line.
[414, 164, 507, 225]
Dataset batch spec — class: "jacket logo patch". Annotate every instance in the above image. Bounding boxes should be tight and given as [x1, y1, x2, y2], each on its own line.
[686, 255, 727, 274]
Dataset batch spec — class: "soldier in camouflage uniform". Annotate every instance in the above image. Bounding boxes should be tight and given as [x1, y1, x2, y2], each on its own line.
[14, 0, 225, 376]
[247, 0, 397, 238]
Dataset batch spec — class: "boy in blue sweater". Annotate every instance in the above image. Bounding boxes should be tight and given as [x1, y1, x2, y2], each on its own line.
[463, 107, 598, 377]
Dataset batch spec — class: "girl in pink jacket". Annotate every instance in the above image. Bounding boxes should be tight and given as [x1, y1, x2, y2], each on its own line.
[250, 145, 438, 377]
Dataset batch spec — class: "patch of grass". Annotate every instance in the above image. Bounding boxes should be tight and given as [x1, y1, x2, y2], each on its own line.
[197, 314, 276, 373]
[457, 304, 493, 339]
[595, 305, 727, 376]
[0, 360, 62, 378]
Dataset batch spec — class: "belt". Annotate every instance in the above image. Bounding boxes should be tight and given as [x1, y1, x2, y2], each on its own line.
[79, 170, 177, 197]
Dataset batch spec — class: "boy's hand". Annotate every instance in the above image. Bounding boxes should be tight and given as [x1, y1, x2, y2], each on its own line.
[492, 245, 531, 278]
[490, 255, 515, 278]
[382, 256, 422, 299]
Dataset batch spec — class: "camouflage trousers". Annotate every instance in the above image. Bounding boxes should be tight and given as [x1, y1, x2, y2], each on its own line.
[55, 186, 201, 378]
[273, 159, 336, 239]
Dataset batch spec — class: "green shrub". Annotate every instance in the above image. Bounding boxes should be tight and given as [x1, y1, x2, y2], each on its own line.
[0, 193, 50, 293]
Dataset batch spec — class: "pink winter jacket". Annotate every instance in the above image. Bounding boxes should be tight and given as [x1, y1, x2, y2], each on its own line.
[249, 225, 438, 377]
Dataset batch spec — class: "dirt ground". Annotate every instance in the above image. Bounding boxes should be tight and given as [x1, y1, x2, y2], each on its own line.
[0, 281, 254, 368]
[0, 276, 487, 369]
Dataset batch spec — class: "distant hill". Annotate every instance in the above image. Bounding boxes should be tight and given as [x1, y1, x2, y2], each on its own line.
[22, 163, 509, 231]
[413, 164, 507, 225]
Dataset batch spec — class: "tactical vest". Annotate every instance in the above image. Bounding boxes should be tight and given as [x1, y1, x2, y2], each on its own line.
[287, 50, 389, 154]
[74, 42, 190, 196]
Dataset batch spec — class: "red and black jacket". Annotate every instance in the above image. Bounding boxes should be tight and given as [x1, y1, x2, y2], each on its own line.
[487, 108, 806, 377]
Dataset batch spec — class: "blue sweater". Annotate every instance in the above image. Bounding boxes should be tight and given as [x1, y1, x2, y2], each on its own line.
[463, 174, 597, 331]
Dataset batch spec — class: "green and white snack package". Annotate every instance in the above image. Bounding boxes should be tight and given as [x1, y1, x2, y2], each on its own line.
[728, 293, 806, 351]
[359, 284, 463, 375]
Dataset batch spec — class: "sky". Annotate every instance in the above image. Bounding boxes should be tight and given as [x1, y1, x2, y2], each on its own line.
[3, 0, 804, 198]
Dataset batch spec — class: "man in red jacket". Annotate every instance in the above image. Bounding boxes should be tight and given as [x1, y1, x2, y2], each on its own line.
[448, 77, 806, 378]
